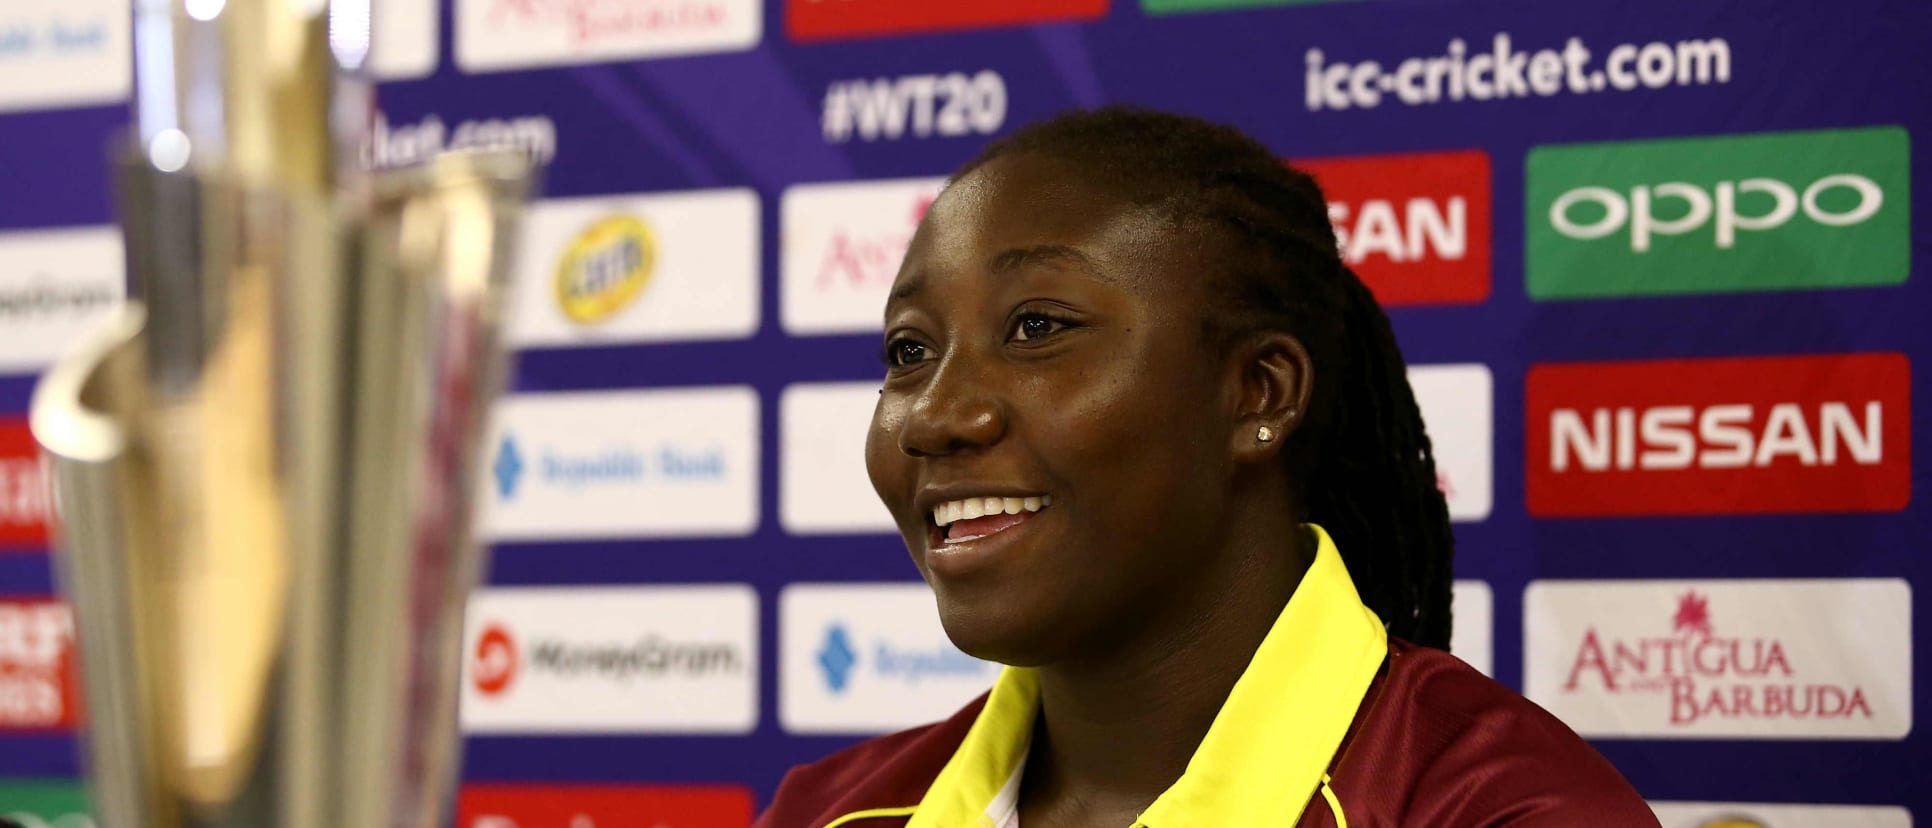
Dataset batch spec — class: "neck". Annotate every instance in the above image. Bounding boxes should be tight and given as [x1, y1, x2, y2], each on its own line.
[1020, 509, 1313, 817]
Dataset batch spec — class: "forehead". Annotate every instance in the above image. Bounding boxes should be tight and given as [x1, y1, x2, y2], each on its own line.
[899, 153, 1202, 295]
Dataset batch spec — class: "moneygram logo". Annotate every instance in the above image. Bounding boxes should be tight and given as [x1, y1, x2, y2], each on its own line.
[472, 624, 520, 697]
[462, 587, 758, 733]
[1527, 126, 1910, 299]
[1525, 580, 1910, 739]
[457, 785, 754, 828]
[555, 215, 656, 325]
[0, 600, 78, 731]
[782, 584, 1000, 734]
[1527, 354, 1910, 516]
[0, 227, 126, 375]
[782, 178, 945, 335]
[457, 0, 760, 72]
[0, 420, 52, 549]
[787, 0, 1108, 42]
[482, 388, 758, 541]
[1298, 150, 1491, 306]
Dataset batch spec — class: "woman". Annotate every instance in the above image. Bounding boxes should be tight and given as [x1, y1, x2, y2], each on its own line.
[758, 109, 1656, 827]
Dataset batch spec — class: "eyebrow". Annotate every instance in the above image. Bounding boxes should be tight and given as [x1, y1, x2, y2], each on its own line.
[888, 245, 1099, 303]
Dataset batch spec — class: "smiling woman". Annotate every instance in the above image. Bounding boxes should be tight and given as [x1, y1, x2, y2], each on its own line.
[756, 108, 1655, 828]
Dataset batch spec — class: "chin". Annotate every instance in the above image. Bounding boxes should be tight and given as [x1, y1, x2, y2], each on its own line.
[931, 586, 1066, 668]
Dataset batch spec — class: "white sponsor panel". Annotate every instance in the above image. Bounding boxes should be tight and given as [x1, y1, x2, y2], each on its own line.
[461, 585, 757, 733]
[456, 0, 760, 73]
[781, 582, 1000, 735]
[1408, 363, 1493, 522]
[780, 382, 892, 535]
[371, 0, 440, 79]
[1651, 802, 1912, 828]
[1525, 579, 1911, 739]
[0, 227, 125, 376]
[1450, 580, 1492, 676]
[0, 0, 130, 113]
[483, 387, 759, 540]
[781, 177, 947, 336]
[510, 189, 759, 348]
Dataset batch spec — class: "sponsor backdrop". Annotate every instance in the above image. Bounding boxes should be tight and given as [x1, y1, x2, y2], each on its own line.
[0, 0, 1925, 824]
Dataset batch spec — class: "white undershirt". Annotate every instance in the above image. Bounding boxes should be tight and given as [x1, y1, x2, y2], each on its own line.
[984, 748, 1029, 828]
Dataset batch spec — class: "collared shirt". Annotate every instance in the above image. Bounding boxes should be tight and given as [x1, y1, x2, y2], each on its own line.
[757, 525, 1657, 828]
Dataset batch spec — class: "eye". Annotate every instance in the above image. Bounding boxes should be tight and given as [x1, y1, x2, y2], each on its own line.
[882, 338, 930, 368]
[1012, 313, 1068, 342]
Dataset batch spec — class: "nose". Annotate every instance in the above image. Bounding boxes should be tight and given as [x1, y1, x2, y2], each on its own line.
[898, 355, 1007, 458]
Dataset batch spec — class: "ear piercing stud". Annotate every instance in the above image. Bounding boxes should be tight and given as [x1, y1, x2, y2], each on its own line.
[1256, 425, 1277, 443]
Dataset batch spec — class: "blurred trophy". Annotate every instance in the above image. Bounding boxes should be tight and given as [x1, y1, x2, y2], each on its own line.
[28, 1, 535, 826]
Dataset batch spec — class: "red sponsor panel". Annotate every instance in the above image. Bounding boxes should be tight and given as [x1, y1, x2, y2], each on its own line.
[457, 785, 754, 828]
[1527, 354, 1911, 516]
[787, 0, 1109, 43]
[1295, 149, 1491, 306]
[0, 420, 51, 549]
[0, 598, 80, 732]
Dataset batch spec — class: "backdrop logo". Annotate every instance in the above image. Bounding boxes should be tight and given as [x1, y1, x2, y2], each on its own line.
[779, 382, 896, 534]
[472, 623, 520, 697]
[781, 178, 946, 335]
[787, 0, 1108, 42]
[0, 227, 127, 375]
[461, 586, 758, 733]
[0, 1, 130, 113]
[1527, 126, 1910, 299]
[1649, 802, 1913, 827]
[1526, 354, 1910, 516]
[817, 624, 857, 692]
[510, 189, 758, 348]
[482, 388, 758, 541]
[781, 584, 1000, 735]
[0, 421, 51, 550]
[0, 600, 78, 732]
[457, 784, 754, 828]
[0, 779, 94, 828]
[1525, 580, 1910, 739]
[1298, 150, 1491, 306]
[555, 215, 655, 325]
[457, 0, 759, 72]
[1406, 364, 1493, 522]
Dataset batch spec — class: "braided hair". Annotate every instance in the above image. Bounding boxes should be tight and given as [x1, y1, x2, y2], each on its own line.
[957, 107, 1456, 649]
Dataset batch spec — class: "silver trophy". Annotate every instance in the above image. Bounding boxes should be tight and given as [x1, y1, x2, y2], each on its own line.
[28, 1, 535, 826]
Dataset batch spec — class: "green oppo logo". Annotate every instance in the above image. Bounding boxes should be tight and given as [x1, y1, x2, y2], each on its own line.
[1527, 126, 1909, 299]
[0, 780, 94, 828]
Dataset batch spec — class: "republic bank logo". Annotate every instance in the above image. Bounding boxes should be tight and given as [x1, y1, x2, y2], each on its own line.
[1527, 126, 1909, 299]
[817, 624, 857, 693]
[492, 434, 525, 500]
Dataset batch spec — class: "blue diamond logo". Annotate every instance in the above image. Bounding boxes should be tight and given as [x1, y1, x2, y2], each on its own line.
[817, 624, 857, 694]
[493, 434, 524, 500]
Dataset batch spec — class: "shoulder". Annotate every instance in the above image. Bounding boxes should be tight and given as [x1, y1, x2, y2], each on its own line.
[755, 694, 986, 828]
[1325, 640, 1658, 827]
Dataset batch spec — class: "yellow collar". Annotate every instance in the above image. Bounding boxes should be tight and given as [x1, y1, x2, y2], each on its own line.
[906, 524, 1389, 828]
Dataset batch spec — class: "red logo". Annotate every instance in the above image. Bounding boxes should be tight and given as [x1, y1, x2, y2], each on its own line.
[1296, 149, 1492, 306]
[787, 0, 1109, 43]
[473, 623, 520, 697]
[1564, 591, 1872, 726]
[0, 599, 80, 731]
[0, 420, 51, 550]
[1527, 353, 1911, 516]
[457, 784, 754, 828]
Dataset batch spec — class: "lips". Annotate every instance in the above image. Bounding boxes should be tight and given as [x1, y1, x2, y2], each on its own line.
[931, 494, 1051, 544]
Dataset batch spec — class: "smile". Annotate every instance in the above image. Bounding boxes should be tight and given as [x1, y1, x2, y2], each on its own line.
[932, 495, 1052, 544]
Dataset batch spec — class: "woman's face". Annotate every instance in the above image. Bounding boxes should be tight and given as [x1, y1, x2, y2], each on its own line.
[865, 153, 1247, 666]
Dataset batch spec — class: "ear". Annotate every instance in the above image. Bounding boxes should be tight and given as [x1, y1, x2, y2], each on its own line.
[1228, 332, 1313, 463]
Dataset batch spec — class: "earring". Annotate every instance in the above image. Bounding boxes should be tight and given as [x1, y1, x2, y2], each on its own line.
[1256, 425, 1276, 443]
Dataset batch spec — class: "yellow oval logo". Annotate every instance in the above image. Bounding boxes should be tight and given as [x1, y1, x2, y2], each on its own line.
[555, 215, 656, 324]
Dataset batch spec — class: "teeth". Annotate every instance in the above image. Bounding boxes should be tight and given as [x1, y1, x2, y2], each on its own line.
[931, 494, 1052, 526]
